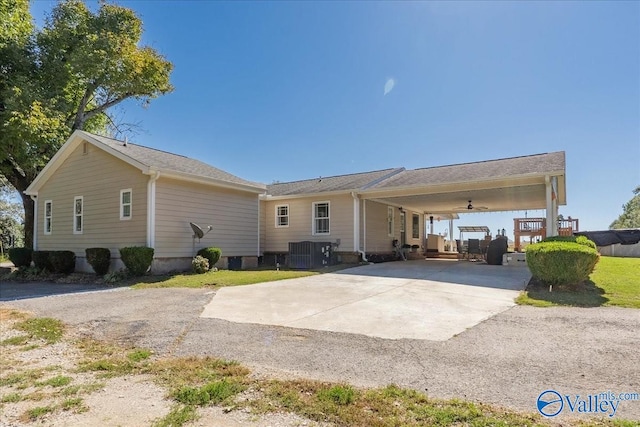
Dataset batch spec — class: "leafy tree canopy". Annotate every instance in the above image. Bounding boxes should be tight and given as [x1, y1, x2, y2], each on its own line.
[610, 186, 640, 229]
[0, 0, 173, 247]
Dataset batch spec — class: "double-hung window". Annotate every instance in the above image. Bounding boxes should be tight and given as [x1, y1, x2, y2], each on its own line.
[275, 205, 289, 227]
[120, 189, 132, 220]
[73, 196, 83, 234]
[312, 202, 330, 235]
[44, 200, 52, 235]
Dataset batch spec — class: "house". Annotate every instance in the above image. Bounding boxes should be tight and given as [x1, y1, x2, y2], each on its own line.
[26, 130, 566, 272]
[260, 151, 566, 264]
[25, 130, 265, 273]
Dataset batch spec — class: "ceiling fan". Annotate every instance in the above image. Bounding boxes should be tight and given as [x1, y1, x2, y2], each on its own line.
[455, 200, 489, 211]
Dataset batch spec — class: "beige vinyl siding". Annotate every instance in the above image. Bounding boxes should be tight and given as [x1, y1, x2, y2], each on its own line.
[154, 177, 259, 258]
[36, 143, 148, 255]
[362, 200, 395, 252]
[259, 199, 266, 254]
[262, 194, 353, 252]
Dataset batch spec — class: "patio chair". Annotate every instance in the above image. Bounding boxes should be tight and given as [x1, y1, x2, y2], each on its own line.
[467, 238, 483, 261]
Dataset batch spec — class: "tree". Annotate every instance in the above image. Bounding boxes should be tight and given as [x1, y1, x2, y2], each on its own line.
[610, 186, 640, 229]
[0, 178, 24, 253]
[0, 0, 173, 247]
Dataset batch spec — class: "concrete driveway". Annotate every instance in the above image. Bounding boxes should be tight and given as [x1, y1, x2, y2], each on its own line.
[201, 259, 531, 340]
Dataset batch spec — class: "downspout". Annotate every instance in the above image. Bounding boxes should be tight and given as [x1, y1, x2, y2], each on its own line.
[147, 171, 160, 248]
[363, 199, 367, 255]
[31, 195, 38, 249]
[351, 192, 368, 262]
[257, 195, 262, 257]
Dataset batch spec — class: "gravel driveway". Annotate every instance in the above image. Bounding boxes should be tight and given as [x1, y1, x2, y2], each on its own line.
[3, 286, 640, 421]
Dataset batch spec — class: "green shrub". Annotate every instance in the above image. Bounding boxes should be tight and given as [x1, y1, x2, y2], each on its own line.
[85, 248, 111, 275]
[197, 247, 222, 268]
[527, 241, 599, 288]
[192, 255, 209, 274]
[8, 248, 32, 268]
[543, 235, 597, 250]
[32, 251, 52, 271]
[49, 251, 76, 274]
[119, 246, 154, 276]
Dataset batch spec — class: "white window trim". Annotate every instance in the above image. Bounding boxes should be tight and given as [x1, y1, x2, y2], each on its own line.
[120, 189, 132, 220]
[73, 196, 83, 234]
[387, 206, 394, 237]
[275, 204, 289, 228]
[312, 201, 330, 236]
[44, 200, 52, 235]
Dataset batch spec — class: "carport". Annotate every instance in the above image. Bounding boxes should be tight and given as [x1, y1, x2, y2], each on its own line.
[350, 152, 566, 256]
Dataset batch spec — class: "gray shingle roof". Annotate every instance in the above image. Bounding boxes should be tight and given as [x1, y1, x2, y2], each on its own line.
[266, 152, 564, 196]
[367, 152, 565, 190]
[85, 132, 265, 190]
[267, 168, 404, 196]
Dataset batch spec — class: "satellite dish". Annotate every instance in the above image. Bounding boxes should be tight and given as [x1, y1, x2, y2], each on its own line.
[189, 222, 212, 240]
[190, 222, 204, 239]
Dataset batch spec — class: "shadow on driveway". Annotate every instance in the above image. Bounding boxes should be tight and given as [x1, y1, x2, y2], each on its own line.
[334, 259, 531, 291]
[0, 281, 129, 301]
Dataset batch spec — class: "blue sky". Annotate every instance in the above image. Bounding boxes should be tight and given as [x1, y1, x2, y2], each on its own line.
[30, 1, 639, 239]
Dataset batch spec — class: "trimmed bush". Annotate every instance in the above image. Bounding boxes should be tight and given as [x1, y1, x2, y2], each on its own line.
[86, 248, 111, 275]
[197, 247, 222, 269]
[49, 251, 76, 274]
[526, 241, 599, 288]
[32, 251, 53, 271]
[192, 255, 209, 274]
[8, 248, 32, 268]
[543, 235, 597, 250]
[119, 246, 154, 276]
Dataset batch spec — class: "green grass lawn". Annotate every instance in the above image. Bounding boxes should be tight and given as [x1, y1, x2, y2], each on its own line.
[516, 256, 640, 308]
[131, 269, 318, 289]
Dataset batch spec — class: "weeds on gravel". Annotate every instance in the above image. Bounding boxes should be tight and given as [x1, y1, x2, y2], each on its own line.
[76, 338, 153, 378]
[22, 405, 55, 421]
[15, 317, 64, 343]
[252, 381, 548, 427]
[1, 392, 23, 403]
[152, 404, 198, 427]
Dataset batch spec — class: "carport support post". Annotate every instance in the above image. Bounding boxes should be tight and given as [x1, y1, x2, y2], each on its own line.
[545, 176, 559, 237]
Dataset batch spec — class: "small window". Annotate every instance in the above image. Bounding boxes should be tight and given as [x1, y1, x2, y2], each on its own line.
[73, 196, 83, 234]
[275, 204, 289, 227]
[313, 202, 330, 235]
[44, 200, 52, 235]
[387, 207, 394, 236]
[400, 212, 405, 233]
[82, 142, 88, 155]
[412, 214, 420, 239]
[120, 189, 132, 220]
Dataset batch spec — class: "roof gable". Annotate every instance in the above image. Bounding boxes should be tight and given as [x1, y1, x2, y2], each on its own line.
[26, 130, 265, 195]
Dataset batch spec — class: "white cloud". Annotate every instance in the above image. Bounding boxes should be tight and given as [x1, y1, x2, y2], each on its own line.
[384, 78, 396, 96]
